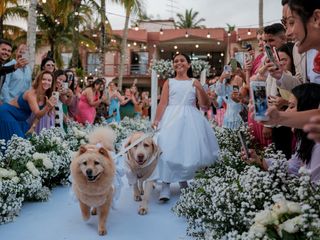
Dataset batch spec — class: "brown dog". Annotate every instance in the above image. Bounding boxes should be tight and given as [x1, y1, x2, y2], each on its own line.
[70, 127, 115, 235]
[125, 132, 161, 215]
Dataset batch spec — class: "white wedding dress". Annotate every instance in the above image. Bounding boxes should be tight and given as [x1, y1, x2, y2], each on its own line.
[153, 78, 220, 183]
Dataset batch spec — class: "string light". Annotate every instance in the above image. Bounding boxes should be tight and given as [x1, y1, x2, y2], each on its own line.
[206, 32, 211, 38]
[134, 24, 139, 31]
[195, 44, 199, 48]
[174, 45, 178, 49]
[247, 29, 252, 35]
[160, 28, 164, 35]
[185, 31, 189, 38]
[227, 31, 231, 37]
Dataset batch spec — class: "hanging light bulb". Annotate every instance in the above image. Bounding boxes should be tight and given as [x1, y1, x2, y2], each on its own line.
[160, 28, 164, 35]
[185, 31, 189, 38]
[42, 0, 46, 3]
[134, 24, 139, 31]
[238, 36, 242, 41]
[206, 32, 211, 38]
[247, 29, 252, 35]
[227, 31, 231, 37]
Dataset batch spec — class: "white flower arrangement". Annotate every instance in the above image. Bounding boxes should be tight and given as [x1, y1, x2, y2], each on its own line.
[149, 59, 174, 79]
[0, 179, 24, 224]
[149, 58, 211, 79]
[190, 59, 211, 77]
[173, 124, 320, 239]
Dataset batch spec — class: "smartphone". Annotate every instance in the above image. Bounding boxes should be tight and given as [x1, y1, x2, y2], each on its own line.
[264, 45, 279, 70]
[63, 82, 69, 90]
[230, 58, 238, 72]
[250, 81, 269, 121]
[21, 51, 28, 59]
[52, 91, 59, 100]
[273, 46, 281, 63]
[223, 65, 232, 73]
[238, 131, 250, 159]
[246, 43, 253, 51]
[232, 85, 239, 92]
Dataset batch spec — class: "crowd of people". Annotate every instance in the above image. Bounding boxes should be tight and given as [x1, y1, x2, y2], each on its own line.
[0, 39, 151, 142]
[0, 0, 319, 198]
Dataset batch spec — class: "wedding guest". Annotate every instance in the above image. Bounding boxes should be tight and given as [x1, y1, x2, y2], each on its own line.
[119, 88, 138, 119]
[0, 71, 57, 142]
[263, 0, 320, 143]
[40, 57, 55, 73]
[0, 43, 32, 103]
[151, 53, 219, 201]
[106, 81, 122, 123]
[0, 39, 28, 97]
[244, 83, 320, 183]
[76, 78, 105, 124]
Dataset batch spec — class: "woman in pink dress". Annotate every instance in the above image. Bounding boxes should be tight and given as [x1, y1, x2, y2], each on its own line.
[75, 78, 105, 124]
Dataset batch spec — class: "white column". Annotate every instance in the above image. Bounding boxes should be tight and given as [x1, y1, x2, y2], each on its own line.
[151, 70, 158, 121]
[200, 69, 206, 86]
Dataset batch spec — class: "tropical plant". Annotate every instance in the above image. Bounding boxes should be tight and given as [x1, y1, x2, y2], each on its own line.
[27, 0, 37, 71]
[114, 0, 144, 91]
[36, 0, 97, 68]
[259, 0, 264, 28]
[0, 0, 28, 39]
[175, 8, 205, 29]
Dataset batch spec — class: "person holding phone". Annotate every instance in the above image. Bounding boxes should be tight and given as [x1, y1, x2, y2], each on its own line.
[106, 81, 121, 123]
[0, 43, 32, 104]
[0, 71, 57, 142]
[243, 83, 320, 183]
[263, 0, 320, 144]
[215, 62, 246, 129]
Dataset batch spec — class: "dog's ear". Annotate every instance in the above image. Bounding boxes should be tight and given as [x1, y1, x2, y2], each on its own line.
[99, 147, 110, 158]
[79, 145, 87, 155]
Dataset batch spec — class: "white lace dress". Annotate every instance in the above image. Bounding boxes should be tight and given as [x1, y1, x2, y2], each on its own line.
[153, 78, 220, 183]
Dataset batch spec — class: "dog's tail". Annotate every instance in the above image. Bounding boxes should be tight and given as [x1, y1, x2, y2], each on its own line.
[88, 126, 116, 151]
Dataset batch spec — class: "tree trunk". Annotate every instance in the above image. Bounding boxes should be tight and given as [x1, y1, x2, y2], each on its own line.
[99, 0, 106, 76]
[259, 0, 264, 28]
[118, 11, 130, 91]
[26, 0, 38, 71]
[71, 0, 81, 68]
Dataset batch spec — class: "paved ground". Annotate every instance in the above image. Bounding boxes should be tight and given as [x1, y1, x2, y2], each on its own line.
[0, 181, 192, 240]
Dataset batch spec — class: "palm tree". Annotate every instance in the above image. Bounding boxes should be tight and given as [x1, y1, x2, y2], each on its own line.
[114, 0, 144, 91]
[98, 0, 106, 75]
[36, 0, 96, 68]
[71, 0, 81, 68]
[175, 8, 205, 29]
[27, 0, 37, 71]
[0, 0, 28, 39]
[259, 0, 264, 28]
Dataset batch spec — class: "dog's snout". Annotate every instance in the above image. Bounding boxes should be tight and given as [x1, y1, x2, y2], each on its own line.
[86, 169, 93, 176]
[137, 154, 144, 161]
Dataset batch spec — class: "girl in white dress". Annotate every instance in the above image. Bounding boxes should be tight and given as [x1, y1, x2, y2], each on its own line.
[152, 53, 220, 201]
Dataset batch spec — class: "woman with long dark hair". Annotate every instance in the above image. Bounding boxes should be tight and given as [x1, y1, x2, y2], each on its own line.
[246, 83, 320, 183]
[151, 53, 219, 201]
[75, 78, 105, 124]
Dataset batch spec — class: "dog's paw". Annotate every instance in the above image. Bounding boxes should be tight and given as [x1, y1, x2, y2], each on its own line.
[134, 195, 142, 201]
[82, 212, 90, 221]
[98, 227, 107, 236]
[91, 208, 97, 215]
[138, 206, 148, 215]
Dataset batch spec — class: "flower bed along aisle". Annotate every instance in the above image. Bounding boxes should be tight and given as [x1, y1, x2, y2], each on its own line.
[173, 124, 320, 239]
[0, 117, 151, 224]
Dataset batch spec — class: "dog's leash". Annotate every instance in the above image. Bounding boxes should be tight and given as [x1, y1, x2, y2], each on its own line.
[113, 128, 160, 160]
[113, 78, 196, 160]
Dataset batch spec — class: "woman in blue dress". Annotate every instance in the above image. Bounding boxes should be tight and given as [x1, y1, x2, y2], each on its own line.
[106, 82, 122, 123]
[0, 71, 57, 142]
[215, 66, 246, 129]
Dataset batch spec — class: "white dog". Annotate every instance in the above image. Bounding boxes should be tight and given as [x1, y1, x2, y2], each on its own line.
[124, 132, 161, 215]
